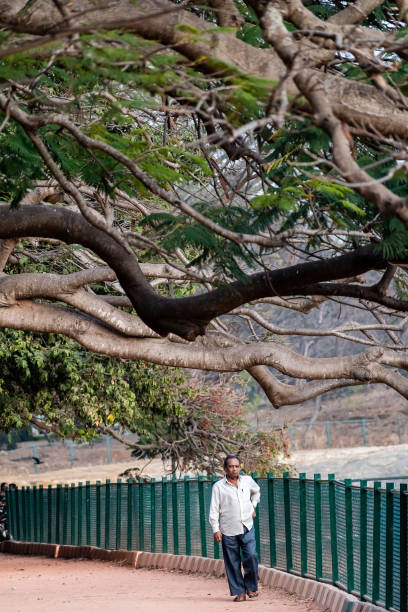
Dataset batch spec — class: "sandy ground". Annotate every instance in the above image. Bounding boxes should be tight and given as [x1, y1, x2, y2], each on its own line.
[3, 444, 408, 487]
[290, 443, 408, 480]
[0, 554, 324, 612]
[1, 458, 166, 487]
[4, 439, 408, 488]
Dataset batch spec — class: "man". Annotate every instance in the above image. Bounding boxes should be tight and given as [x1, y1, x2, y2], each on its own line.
[209, 455, 261, 602]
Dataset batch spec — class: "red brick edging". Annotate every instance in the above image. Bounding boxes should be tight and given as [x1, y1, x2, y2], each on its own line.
[0, 541, 385, 612]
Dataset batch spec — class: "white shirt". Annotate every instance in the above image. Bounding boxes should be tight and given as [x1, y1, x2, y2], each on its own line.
[209, 474, 261, 536]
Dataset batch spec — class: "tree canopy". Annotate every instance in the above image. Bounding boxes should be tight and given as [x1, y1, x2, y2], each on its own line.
[0, 0, 408, 408]
[0, 329, 290, 474]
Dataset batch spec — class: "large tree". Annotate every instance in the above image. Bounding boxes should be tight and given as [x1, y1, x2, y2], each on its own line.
[0, 329, 290, 474]
[0, 0, 408, 408]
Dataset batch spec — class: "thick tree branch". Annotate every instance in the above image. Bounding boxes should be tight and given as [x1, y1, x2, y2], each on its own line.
[301, 282, 408, 312]
[1, 1, 408, 142]
[396, 0, 408, 24]
[0, 204, 393, 339]
[0, 300, 407, 397]
[208, 0, 244, 27]
[247, 365, 359, 408]
[233, 307, 408, 349]
[0, 270, 160, 338]
[328, 0, 386, 25]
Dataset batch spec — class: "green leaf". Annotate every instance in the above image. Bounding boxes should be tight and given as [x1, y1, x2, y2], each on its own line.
[338, 199, 366, 217]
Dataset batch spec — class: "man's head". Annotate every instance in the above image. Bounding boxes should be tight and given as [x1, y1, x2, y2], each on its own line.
[224, 455, 240, 479]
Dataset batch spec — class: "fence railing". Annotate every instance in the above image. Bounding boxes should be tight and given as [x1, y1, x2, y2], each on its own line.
[283, 417, 408, 449]
[5, 473, 408, 612]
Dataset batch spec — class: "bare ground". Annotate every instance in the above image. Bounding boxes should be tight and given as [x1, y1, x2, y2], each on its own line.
[258, 386, 408, 450]
[3, 444, 408, 486]
[0, 554, 324, 612]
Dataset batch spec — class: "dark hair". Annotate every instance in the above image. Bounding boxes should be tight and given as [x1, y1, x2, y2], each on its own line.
[0, 482, 7, 492]
[223, 455, 240, 468]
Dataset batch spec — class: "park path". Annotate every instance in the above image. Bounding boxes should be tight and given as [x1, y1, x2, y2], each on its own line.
[0, 553, 323, 612]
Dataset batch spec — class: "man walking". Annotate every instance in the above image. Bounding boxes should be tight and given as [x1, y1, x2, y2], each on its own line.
[209, 455, 260, 602]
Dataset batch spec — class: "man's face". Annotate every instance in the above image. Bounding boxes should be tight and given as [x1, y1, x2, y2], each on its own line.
[225, 458, 240, 479]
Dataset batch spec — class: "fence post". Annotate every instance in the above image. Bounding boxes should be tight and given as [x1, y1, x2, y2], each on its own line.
[55, 484, 61, 545]
[62, 484, 68, 545]
[6, 487, 15, 541]
[251, 472, 261, 562]
[172, 476, 179, 555]
[86, 480, 91, 546]
[96, 480, 101, 548]
[22, 487, 28, 541]
[15, 487, 21, 542]
[33, 485, 38, 542]
[299, 473, 307, 576]
[126, 479, 133, 551]
[116, 478, 122, 550]
[39, 485, 44, 543]
[344, 479, 354, 593]
[325, 422, 331, 448]
[77, 482, 83, 546]
[400, 484, 407, 612]
[70, 483, 75, 545]
[25, 486, 32, 542]
[47, 485, 52, 543]
[11, 487, 18, 541]
[185, 476, 192, 557]
[371, 481, 381, 605]
[104, 479, 110, 549]
[150, 478, 156, 553]
[162, 476, 168, 553]
[267, 472, 276, 567]
[359, 480, 367, 600]
[198, 475, 207, 557]
[385, 482, 394, 610]
[328, 474, 338, 584]
[20, 487, 26, 541]
[361, 420, 367, 446]
[397, 416, 402, 444]
[314, 473, 322, 581]
[283, 472, 292, 572]
[138, 478, 144, 550]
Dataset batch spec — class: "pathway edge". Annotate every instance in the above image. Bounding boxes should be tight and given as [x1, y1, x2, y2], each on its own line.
[0, 540, 385, 612]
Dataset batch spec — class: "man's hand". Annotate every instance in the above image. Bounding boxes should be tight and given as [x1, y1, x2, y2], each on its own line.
[252, 510, 256, 518]
[214, 531, 222, 542]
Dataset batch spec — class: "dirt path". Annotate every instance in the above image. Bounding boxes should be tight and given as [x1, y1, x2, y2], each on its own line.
[0, 554, 322, 612]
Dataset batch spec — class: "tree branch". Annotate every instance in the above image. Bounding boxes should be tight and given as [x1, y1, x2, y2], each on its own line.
[247, 365, 359, 408]
[328, 0, 386, 25]
[0, 300, 407, 397]
[0, 204, 394, 339]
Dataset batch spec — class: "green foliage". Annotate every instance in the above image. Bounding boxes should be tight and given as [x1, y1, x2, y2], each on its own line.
[0, 123, 45, 205]
[374, 217, 408, 259]
[145, 206, 255, 280]
[0, 428, 39, 451]
[0, 329, 290, 476]
[0, 329, 191, 440]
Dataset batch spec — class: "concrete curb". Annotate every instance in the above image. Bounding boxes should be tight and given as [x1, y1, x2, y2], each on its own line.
[0, 541, 385, 612]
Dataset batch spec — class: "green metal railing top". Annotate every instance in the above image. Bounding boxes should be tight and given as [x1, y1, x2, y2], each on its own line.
[5, 473, 408, 612]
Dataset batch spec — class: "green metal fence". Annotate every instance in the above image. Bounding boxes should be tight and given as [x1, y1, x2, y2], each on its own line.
[5, 473, 408, 612]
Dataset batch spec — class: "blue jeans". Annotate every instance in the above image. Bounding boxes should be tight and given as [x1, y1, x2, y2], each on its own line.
[221, 526, 258, 595]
